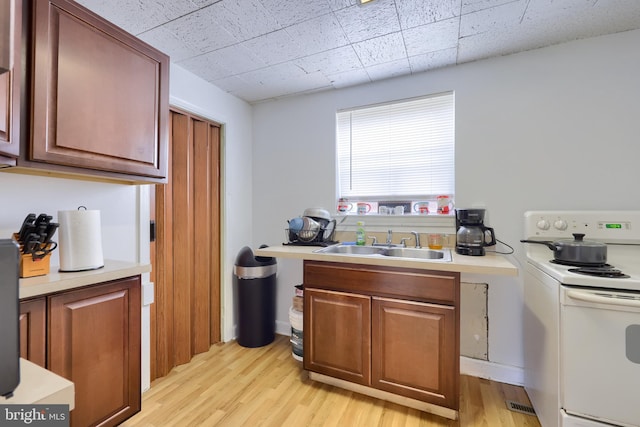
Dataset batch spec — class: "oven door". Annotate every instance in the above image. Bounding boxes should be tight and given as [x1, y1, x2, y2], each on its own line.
[561, 287, 640, 427]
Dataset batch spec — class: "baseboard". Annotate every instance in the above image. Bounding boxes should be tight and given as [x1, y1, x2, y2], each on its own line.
[460, 356, 524, 386]
[276, 319, 291, 336]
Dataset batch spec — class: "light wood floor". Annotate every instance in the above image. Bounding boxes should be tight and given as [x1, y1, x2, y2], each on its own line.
[122, 335, 540, 427]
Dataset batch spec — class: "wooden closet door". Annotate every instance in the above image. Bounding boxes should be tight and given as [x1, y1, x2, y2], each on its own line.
[152, 109, 221, 379]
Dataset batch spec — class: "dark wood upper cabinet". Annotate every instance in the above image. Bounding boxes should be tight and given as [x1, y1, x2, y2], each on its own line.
[0, 1, 10, 73]
[0, 0, 21, 162]
[1, 0, 169, 182]
[28, 0, 169, 181]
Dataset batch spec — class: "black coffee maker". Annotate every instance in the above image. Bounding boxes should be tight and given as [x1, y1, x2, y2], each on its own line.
[455, 209, 496, 256]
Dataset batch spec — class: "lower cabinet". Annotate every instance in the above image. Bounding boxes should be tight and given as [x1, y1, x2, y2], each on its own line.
[19, 276, 141, 427]
[371, 297, 457, 408]
[304, 289, 371, 385]
[303, 261, 460, 417]
[18, 297, 46, 367]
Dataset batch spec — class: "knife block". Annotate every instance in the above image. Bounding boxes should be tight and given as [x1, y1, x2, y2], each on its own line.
[13, 233, 51, 278]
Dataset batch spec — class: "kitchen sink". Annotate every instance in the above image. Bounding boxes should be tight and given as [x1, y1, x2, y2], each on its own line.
[315, 245, 383, 255]
[314, 244, 452, 262]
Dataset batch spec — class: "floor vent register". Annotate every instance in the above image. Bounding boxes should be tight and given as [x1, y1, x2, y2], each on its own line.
[506, 400, 536, 416]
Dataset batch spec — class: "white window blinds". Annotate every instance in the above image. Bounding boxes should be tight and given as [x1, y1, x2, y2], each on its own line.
[336, 92, 455, 200]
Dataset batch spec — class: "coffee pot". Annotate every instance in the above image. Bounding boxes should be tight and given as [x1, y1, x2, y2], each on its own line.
[455, 209, 496, 256]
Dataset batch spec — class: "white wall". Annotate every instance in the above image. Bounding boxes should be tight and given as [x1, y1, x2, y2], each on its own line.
[0, 173, 139, 264]
[251, 29, 640, 381]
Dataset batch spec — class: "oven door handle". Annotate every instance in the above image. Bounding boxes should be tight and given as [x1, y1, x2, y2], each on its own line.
[566, 290, 640, 309]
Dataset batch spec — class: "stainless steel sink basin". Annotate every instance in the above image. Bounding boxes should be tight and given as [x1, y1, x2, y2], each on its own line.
[314, 244, 452, 262]
[384, 247, 451, 261]
[315, 245, 383, 255]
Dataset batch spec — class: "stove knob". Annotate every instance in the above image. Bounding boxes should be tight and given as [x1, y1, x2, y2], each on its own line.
[536, 219, 550, 230]
[554, 220, 568, 230]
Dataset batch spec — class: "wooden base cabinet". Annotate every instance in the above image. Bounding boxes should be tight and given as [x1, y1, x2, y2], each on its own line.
[19, 276, 141, 427]
[18, 296, 46, 367]
[303, 261, 460, 418]
[372, 297, 457, 409]
[304, 289, 371, 386]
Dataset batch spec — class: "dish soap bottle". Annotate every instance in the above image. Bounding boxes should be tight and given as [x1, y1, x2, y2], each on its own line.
[356, 221, 366, 246]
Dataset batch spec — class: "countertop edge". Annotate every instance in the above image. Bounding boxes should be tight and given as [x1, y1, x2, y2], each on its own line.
[254, 245, 518, 277]
[6, 359, 75, 409]
[19, 260, 152, 299]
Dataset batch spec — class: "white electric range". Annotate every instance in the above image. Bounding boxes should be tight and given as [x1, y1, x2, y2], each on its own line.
[522, 211, 640, 427]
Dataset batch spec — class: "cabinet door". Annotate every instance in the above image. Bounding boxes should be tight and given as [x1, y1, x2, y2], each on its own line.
[0, 0, 21, 161]
[49, 277, 141, 427]
[29, 0, 168, 180]
[372, 297, 458, 409]
[304, 288, 371, 386]
[19, 297, 46, 367]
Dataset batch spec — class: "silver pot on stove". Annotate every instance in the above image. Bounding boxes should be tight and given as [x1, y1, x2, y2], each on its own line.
[521, 233, 607, 265]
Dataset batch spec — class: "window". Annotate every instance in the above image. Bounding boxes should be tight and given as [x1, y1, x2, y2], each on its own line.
[336, 92, 455, 213]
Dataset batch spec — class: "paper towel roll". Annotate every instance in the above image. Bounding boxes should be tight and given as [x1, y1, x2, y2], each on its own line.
[58, 208, 104, 272]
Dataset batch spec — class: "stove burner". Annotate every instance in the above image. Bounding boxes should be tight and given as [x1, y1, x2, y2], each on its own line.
[568, 267, 630, 279]
[550, 259, 612, 268]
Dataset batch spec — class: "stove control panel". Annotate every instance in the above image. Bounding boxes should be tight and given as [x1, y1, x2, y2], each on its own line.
[524, 211, 640, 243]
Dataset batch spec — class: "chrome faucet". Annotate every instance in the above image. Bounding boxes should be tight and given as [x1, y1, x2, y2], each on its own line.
[386, 229, 393, 245]
[411, 231, 421, 248]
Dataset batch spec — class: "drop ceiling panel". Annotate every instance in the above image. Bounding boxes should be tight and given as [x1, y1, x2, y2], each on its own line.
[395, 0, 461, 29]
[334, 2, 401, 43]
[294, 46, 363, 75]
[285, 14, 350, 54]
[408, 48, 457, 73]
[75, 0, 640, 103]
[241, 30, 306, 66]
[352, 33, 407, 67]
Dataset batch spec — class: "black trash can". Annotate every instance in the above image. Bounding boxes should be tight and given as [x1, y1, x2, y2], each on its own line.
[234, 246, 277, 348]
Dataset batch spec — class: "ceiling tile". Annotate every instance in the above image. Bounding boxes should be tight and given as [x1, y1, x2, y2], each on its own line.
[179, 44, 267, 81]
[235, 63, 332, 101]
[259, 0, 333, 27]
[459, 0, 528, 38]
[160, 7, 239, 53]
[207, 0, 282, 41]
[239, 62, 319, 85]
[461, 0, 516, 15]
[76, 0, 198, 34]
[403, 18, 460, 57]
[326, 0, 358, 12]
[395, 0, 462, 29]
[212, 75, 251, 93]
[294, 46, 362, 75]
[137, 26, 200, 62]
[328, 68, 371, 88]
[523, 0, 640, 40]
[352, 32, 407, 67]
[408, 47, 457, 73]
[334, 2, 402, 43]
[241, 30, 306, 66]
[285, 13, 350, 54]
[365, 57, 412, 80]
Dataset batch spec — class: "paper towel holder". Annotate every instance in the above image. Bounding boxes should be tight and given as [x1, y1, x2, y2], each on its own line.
[58, 206, 105, 272]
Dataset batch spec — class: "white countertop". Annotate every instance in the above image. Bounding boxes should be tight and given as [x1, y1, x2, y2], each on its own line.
[254, 245, 518, 276]
[5, 359, 74, 409]
[19, 259, 152, 299]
